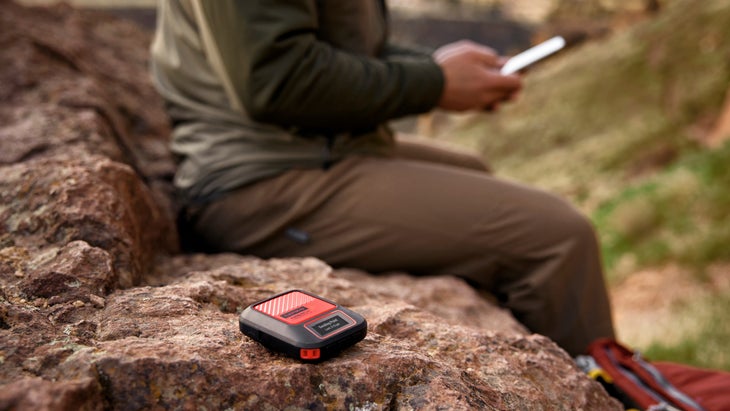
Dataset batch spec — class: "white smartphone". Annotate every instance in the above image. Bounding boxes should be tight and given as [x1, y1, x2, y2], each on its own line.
[500, 36, 566, 75]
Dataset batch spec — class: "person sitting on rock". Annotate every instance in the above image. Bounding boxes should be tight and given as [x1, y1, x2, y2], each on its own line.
[150, 0, 615, 356]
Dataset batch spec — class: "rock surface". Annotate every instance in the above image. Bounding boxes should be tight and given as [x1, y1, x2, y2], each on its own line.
[0, 1, 621, 409]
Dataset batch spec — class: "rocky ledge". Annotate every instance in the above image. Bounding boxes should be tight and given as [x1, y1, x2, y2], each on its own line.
[0, 2, 620, 410]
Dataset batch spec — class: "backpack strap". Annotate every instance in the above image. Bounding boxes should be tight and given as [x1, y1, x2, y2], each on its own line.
[586, 338, 708, 411]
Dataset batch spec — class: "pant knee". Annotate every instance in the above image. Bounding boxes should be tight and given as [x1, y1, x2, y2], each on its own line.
[544, 199, 599, 251]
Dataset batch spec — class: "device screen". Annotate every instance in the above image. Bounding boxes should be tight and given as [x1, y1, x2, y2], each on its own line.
[500, 36, 566, 75]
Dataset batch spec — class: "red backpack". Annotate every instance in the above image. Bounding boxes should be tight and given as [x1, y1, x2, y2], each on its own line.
[578, 338, 730, 411]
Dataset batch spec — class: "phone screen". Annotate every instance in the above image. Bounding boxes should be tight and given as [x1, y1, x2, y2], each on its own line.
[500, 36, 566, 75]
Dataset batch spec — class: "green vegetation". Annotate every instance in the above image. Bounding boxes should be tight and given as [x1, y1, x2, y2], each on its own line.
[436, 0, 730, 370]
[643, 292, 730, 371]
[595, 142, 730, 280]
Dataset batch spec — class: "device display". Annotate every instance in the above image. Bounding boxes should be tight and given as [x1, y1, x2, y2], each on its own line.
[239, 289, 367, 361]
[500, 36, 566, 75]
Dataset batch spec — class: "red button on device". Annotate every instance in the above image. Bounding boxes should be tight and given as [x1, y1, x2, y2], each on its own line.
[300, 348, 321, 360]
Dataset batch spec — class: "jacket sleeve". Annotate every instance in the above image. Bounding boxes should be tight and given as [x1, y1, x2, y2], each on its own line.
[381, 42, 435, 60]
[197, 0, 444, 132]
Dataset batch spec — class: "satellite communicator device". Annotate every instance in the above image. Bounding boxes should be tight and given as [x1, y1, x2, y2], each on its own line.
[239, 289, 367, 361]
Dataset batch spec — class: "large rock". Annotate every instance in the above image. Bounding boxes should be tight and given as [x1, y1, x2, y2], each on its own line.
[0, 1, 621, 409]
[3, 256, 617, 410]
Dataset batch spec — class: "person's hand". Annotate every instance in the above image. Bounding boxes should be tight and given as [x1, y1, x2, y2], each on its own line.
[433, 40, 522, 112]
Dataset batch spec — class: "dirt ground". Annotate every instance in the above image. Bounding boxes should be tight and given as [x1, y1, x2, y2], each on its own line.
[611, 263, 730, 348]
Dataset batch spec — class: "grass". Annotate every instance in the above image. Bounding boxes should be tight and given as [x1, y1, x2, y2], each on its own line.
[643, 292, 730, 371]
[433, 0, 730, 370]
[595, 141, 730, 280]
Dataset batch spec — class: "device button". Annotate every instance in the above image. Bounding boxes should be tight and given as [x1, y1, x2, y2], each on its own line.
[300, 348, 320, 360]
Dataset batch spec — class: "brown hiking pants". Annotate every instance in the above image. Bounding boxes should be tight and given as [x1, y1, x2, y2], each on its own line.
[190, 136, 615, 355]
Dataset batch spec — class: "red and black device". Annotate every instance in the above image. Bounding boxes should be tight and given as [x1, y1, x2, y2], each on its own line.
[239, 289, 367, 361]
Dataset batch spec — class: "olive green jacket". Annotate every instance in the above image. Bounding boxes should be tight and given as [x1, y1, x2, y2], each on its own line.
[151, 0, 444, 201]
